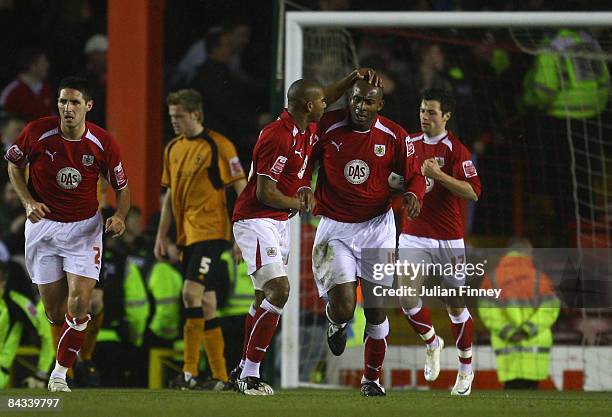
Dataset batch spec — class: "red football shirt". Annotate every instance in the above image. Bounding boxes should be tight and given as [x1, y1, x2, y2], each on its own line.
[232, 109, 317, 221]
[401, 131, 481, 240]
[4, 116, 128, 222]
[0, 78, 55, 121]
[313, 110, 425, 223]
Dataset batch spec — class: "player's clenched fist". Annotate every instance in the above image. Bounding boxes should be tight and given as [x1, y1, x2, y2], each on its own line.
[105, 215, 126, 238]
[421, 158, 442, 180]
[297, 187, 315, 215]
[404, 192, 421, 220]
[25, 201, 50, 223]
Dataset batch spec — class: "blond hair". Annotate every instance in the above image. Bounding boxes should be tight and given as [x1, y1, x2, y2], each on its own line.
[166, 89, 203, 122]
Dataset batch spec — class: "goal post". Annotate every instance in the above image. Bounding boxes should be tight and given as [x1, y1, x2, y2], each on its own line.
[281, 11, 612, 389]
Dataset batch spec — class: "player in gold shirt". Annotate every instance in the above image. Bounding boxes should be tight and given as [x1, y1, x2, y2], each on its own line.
[155, 89, 246, 389]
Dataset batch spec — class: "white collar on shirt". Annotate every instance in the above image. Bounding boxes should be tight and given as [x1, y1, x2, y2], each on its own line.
[423, 131, 448, 144]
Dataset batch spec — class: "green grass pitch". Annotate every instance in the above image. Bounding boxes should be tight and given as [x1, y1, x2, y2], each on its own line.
[1, 389, 611, 417]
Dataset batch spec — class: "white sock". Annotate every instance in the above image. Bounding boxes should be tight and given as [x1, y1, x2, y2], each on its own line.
[459, 363, 472, 374]
[361, 376, 380, 384]
[326, 304, 347, 328]
[240, 359, 260, 378]
[426, 335, 439, 350]
[50, 361, 68, 380]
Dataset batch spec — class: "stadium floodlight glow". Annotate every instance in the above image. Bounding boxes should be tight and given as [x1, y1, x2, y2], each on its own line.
[282, 10, 612, 389]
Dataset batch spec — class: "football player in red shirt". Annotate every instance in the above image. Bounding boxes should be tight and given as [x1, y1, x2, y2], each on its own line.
[5, 76, 131, 392]
[231, 70, 381, 395]
[398, 88, 481, 396]
[311, 80, 425, 396]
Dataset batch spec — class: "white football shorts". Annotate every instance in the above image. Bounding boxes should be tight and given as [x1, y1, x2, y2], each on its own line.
[233, 218, 289, 290]
[24, 212, 103, 284]
[397, 234, 466, 287]
[312, 209, 396, 297]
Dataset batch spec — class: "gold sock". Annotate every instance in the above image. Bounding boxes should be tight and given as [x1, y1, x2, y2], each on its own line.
[183, 317, 204, 376]
[81, 310, 104, 361]
[202, 325, 228, 382]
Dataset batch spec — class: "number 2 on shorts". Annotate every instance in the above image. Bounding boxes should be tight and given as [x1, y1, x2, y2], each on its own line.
[93, 246, 101, 265]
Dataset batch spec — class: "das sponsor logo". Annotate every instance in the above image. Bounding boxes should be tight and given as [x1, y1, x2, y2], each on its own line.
[56, 167, 82, 189]
[343, 159, 370, 184]
[425, 177, 435, 193]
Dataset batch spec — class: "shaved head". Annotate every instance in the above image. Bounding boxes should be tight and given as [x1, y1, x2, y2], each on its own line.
[351, 79, 383, 100]
[287, 79, 326, 123]
[287, 79, 324, 105]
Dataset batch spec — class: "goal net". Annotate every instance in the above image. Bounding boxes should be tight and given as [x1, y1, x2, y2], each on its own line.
[282, 11, 612, 391]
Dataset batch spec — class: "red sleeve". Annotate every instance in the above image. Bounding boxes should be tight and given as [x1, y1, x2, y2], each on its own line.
[255, 128, 292, 182]
[401, 135, 425, 203]
[103, 135, 128, 190]
[452, 143, 481, 198]
[404, 155, 426, 203]
[4, 122, 32, 168]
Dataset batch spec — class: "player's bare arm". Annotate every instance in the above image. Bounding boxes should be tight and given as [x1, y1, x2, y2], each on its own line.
[256, 175, 303, 212]
[7, 163, 50, 222]
[230, 179, 247, 264]
[154, 189, 174, 260]
[421, 158, 478, 202]
[322, 68, 383, 106]
[232, 178, 247, 196]
[105, 185, 131, 238]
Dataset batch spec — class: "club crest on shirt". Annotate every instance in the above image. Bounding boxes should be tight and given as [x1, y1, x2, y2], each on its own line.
[82, 154, 94, 166]
[374, 144, 386, 157]
[195, 154, 203, 165]
[435, 157, 445, 167]
[266, 247, 277, 257]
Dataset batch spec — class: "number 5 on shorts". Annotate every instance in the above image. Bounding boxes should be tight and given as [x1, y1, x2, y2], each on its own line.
[199, 257, 212, 274]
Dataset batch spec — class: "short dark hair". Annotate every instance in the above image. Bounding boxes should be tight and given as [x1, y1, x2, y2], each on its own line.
[421, 88, 455, 114]
[58, 76, 93, 101]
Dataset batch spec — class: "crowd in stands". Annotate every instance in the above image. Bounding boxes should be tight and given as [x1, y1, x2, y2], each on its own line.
[0, 0, 610, 389]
